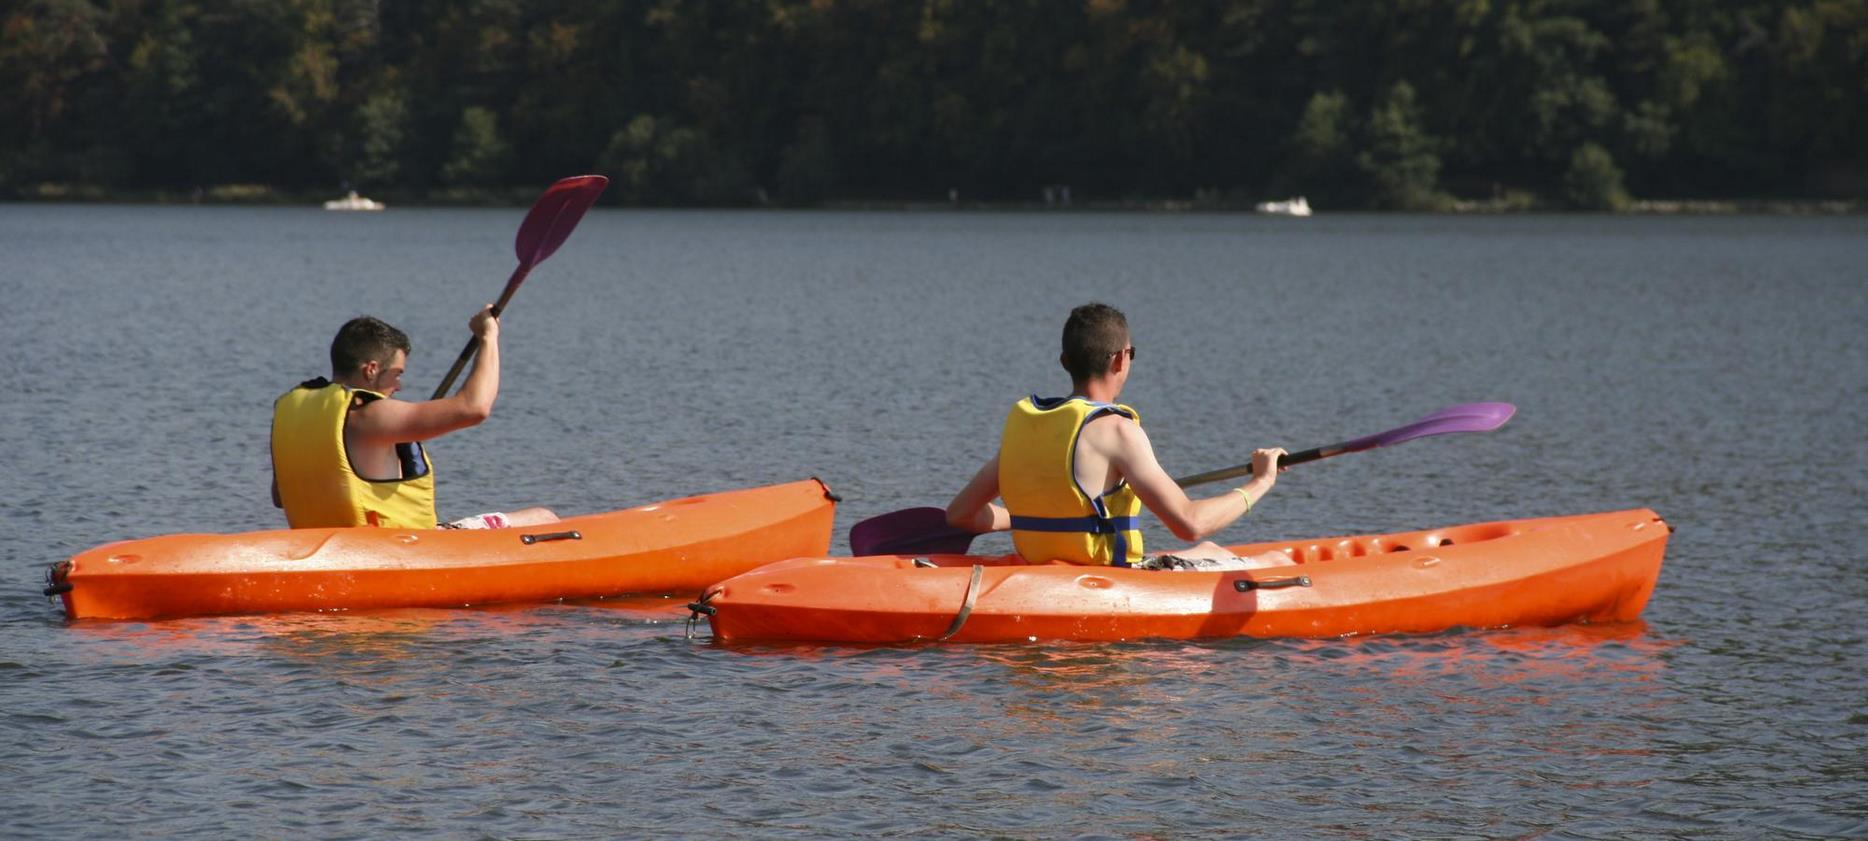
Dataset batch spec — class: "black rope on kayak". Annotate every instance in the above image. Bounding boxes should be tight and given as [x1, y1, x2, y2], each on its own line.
[811, 476, 842, 503]
[685, 590, 718, 640]
[43, 561, 73, 601]
[936, 565, 984, 642]
[1234, 575, 1312, 592]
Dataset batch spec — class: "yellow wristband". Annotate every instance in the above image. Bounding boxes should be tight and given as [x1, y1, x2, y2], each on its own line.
[1235, 487, 1253, 514]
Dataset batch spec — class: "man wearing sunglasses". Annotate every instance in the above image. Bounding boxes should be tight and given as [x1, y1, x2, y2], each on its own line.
[945, 302, 1294, 570]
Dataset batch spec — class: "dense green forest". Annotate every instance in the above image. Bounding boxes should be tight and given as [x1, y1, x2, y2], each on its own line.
[3, 0, 1864, 209]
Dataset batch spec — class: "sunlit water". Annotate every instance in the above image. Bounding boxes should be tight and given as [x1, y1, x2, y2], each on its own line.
[2, 205, 1863, 838]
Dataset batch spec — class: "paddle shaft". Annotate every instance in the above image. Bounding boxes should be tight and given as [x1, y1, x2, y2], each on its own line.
[1172, 403, 1515, 487]
[1173, 442, 1343, 487]
[429, 263, 532, 400]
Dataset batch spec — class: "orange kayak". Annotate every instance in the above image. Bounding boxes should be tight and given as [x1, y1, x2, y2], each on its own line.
[696, 508, 1668, 644]
[48, 478, 838, 621]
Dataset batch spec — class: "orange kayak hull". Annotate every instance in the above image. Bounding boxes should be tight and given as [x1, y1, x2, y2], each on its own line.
[50, 478, 838, 621]
[701, 508, 1668, 644]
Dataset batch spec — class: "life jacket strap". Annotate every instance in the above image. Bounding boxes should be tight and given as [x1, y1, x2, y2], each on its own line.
[1009, 514, 1140, 535]
[1010, 514, 1139, 567]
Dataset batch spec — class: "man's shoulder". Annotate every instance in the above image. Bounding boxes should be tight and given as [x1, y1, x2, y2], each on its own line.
[345, 392, 414, 433]
[1082, 410, 1147, 447]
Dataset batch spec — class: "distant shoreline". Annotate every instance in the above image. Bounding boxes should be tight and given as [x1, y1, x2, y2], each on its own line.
[824, 197, 1868, 215]
[4, 183, 1862, 215]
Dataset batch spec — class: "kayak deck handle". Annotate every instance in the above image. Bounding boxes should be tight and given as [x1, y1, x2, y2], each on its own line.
[521, 530, 582, 545]
[1235, 575, 1312, 592]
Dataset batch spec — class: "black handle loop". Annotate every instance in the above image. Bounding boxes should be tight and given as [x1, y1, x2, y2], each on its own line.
[520, 530, 582, 545]
[1234, 575, 1312, 592]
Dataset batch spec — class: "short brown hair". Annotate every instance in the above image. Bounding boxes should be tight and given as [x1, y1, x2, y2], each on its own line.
[1060, 302, 1129, 382]
[330, 316, 411, 376]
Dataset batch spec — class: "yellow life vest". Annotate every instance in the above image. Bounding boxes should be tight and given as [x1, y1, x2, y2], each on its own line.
[271, 378, 437, 529]
[998, 395, 1145, 566]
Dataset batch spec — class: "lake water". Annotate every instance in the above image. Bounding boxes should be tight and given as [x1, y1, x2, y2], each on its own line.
[2, 204, 1863, 838]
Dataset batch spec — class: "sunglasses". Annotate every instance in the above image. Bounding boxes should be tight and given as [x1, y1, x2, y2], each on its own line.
[1108, 345, 1136, 361]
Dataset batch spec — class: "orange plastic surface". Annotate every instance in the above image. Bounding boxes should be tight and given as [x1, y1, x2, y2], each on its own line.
[703, 508, 1668, 644]
[53, 478, 837, 620]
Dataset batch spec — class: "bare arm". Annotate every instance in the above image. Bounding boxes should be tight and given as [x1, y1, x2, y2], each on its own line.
[349, 307, 501, 445]
[1105, 420, 1281, 542]
[946, 453, 1011, 533]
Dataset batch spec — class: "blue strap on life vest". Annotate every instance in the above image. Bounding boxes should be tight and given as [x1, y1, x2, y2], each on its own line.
[1009, 515, 1140, 534]
[1008, 514, 1141, 568]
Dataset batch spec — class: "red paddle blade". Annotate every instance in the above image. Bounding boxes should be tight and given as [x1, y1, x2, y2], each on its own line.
[849, 507, 979, 557]
[515, 175, 608, 268]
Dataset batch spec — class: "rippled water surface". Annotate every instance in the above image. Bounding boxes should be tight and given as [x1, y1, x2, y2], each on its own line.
[2, 205, 1864, 838]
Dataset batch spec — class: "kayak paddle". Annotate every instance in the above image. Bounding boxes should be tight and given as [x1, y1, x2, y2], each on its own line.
[430, 174, 610, 399]
[1169, 401, 1516, 485]
[846, 402, 1517, 556]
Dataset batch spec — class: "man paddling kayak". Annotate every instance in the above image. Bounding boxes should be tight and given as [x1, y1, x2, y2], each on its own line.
[269, 309, 557, 530]
[945, 302, 1294, 570]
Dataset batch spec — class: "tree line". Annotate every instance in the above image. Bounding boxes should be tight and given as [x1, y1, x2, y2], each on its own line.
[3, 0, 1863, 209]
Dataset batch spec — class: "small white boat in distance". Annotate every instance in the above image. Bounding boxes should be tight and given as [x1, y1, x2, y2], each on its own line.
[323, 190, 385, 212]
[1254, 196, 1311, 217]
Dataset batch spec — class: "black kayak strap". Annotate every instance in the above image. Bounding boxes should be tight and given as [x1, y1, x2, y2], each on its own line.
[937, 565, 984, 642]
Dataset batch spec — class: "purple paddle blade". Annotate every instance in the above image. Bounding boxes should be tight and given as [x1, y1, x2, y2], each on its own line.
[1172, 402, 1517, 487]
[1337, 402, 1517, 453]
[848, 507, 978, 557]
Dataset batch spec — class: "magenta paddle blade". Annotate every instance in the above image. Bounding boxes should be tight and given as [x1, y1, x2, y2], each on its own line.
[849, 507, 978, 557]
[515, 175, 608, 267]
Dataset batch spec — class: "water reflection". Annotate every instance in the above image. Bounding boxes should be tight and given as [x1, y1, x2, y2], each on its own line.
[56, 596, 691, 662]
[1283, 622, 1674, 679]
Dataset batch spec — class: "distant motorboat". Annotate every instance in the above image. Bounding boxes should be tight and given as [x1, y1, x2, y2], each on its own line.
[323, 190, 385, 212]
[1255, 196, 1311, 217]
